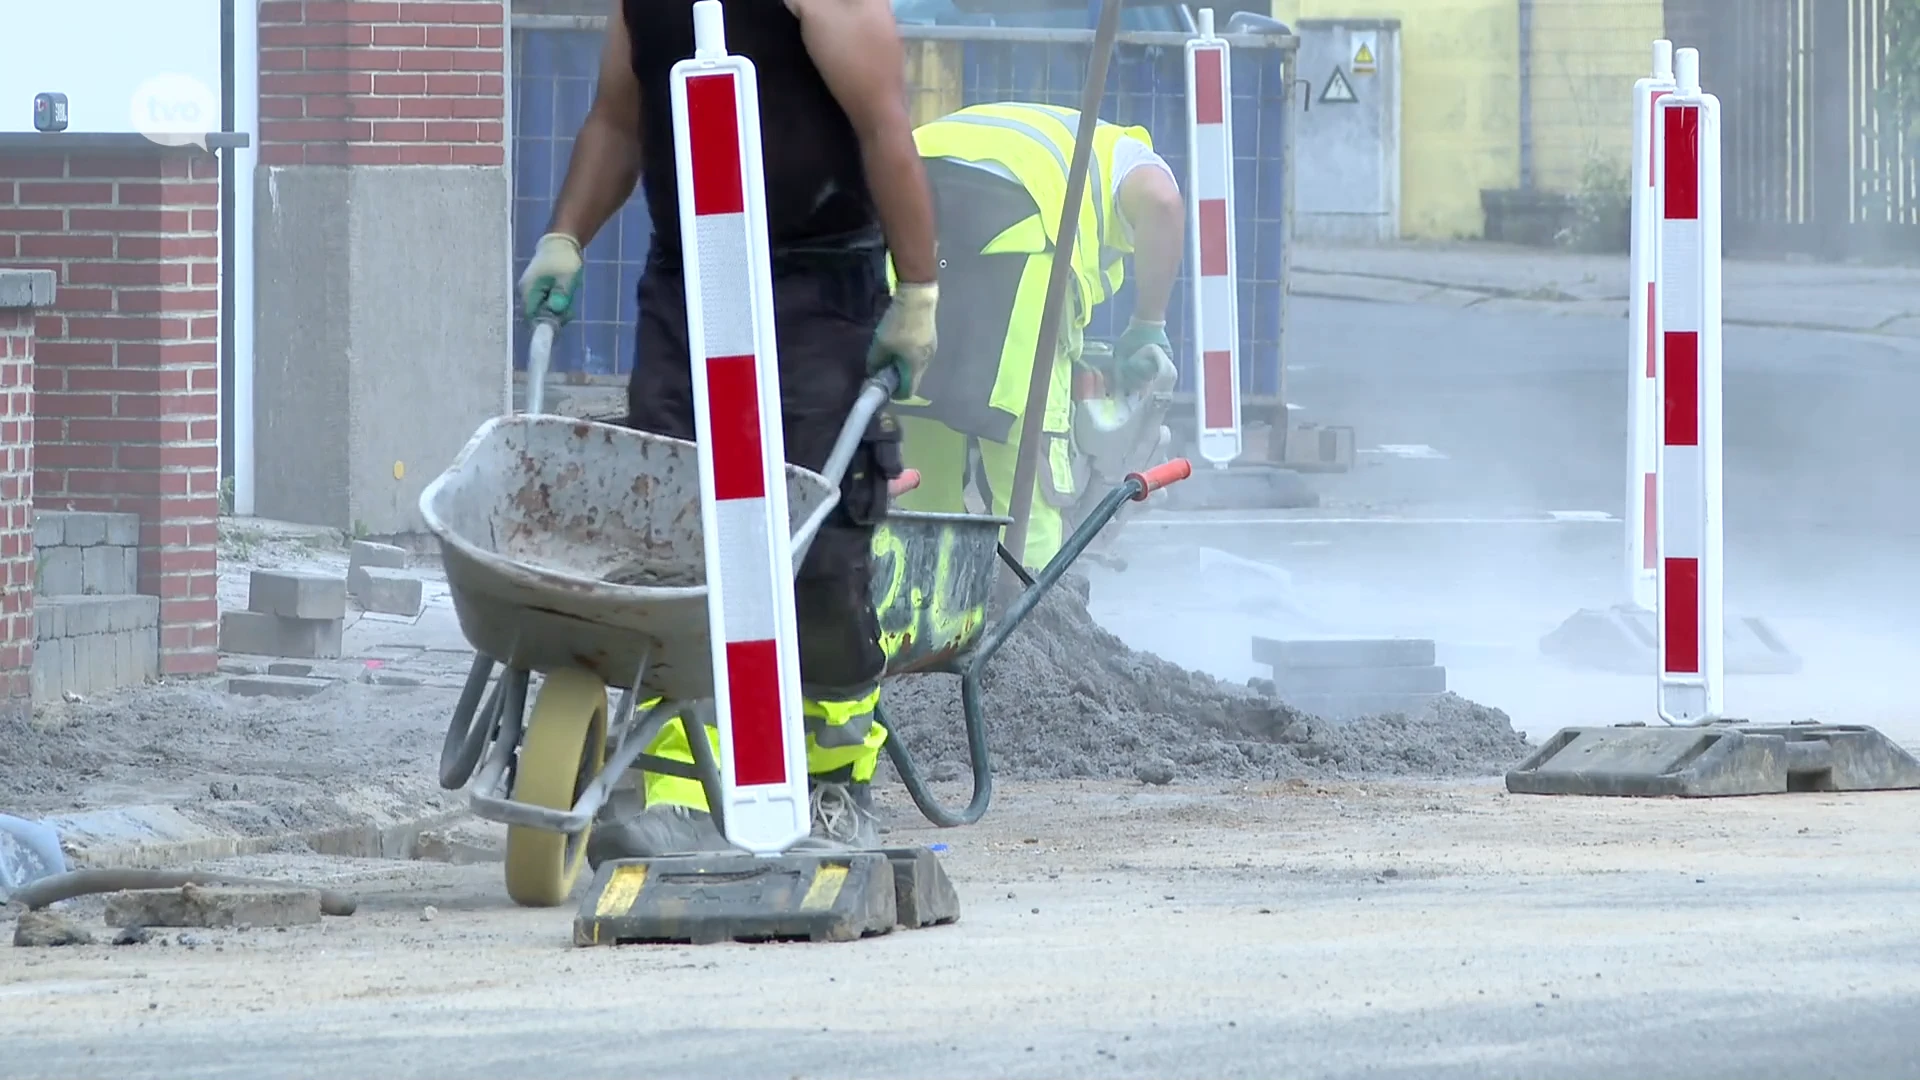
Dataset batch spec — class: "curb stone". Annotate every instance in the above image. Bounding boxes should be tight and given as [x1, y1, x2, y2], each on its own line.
[40, 781, 468, 871]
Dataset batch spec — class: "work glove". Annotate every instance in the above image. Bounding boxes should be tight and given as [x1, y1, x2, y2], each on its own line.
[868, 282, 939, 401]
[1114, 317, 1172, 393]
[519, 232, 584, 323]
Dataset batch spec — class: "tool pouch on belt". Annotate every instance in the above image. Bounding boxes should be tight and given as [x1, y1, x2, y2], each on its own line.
[840, 408, 904, 527]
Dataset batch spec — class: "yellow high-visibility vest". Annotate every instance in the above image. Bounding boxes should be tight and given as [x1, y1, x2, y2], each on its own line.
[912, 103, 1152, 320]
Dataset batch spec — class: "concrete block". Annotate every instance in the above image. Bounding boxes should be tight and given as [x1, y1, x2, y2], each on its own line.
[247, 570, 348, 620]
[38, 546, 82, 597]
[33, 602, 61, 641]
[104, 885, 324, 929]
[63, 596, 112, 637]
[268, 661, 314, 677]
[106, 593, 159, 632]
[1253, 637, 1437, 671]
[33, 511, 63, 549]
[81, 544, 135, 595]
[14, 910, 94, 947]
[349, 540, 408, 577]
[220, 610, 344, 659]
[103, 512, 141, 546]
[1275, 664, 1448, 697]
[1285, 692, 1442, 721]
[227, 675, 334, 700]
[139, 626, 160, 680]
[355, 567, 423, 617]
[63, 512, 107, 548]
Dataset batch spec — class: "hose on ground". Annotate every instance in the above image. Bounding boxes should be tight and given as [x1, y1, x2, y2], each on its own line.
[13, 869, 358, 916]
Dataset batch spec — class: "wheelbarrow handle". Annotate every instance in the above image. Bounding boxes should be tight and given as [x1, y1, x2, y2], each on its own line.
[1126, 457, 1192, 500]
[524, 316, 560, 416]
[817, 366, 900, 491]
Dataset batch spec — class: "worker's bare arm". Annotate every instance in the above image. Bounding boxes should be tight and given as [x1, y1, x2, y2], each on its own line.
[1118, 167, 1185, 323]
[791, 0, 939, 284]
[549, 0, 645, 244]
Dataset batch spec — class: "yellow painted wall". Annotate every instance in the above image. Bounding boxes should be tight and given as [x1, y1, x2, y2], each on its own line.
[1271, 0, 1663, 237]
[1527, 0, 1666, 194]
[1272, 0, 1520, 238]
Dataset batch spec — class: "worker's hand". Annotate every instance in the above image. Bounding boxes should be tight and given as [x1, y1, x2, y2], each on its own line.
[519, 232, 584, 323]
[868, 282, 939, 401]
[1115, 317, 1172, 392]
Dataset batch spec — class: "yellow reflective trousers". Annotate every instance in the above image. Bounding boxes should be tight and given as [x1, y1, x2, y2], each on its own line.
[636, 691, 886, 813]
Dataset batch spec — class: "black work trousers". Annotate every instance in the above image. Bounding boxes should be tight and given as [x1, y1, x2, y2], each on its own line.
[625, 253, 899, 698]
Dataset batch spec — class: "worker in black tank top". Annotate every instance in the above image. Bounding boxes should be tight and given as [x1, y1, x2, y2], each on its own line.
[514, 0, 939, 860]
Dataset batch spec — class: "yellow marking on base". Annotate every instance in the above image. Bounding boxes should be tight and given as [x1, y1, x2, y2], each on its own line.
[799, 864, 849, 911]
[593, 864, 650, 918]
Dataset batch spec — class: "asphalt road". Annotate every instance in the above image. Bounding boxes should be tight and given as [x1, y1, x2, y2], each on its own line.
[1095, 297, 1920, 742]
[6, 783, 1920, 1080]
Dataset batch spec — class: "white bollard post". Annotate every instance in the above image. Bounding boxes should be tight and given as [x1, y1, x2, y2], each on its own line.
[671, 0, 811, 852]
[1185, 8, 1243, 467]
[1626, 39, 1675, 613]
[1652, 46, 1725, 725]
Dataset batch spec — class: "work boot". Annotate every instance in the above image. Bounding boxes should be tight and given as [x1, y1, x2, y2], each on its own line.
[585, 804, 731, 868]
[801, 780, 882, 850]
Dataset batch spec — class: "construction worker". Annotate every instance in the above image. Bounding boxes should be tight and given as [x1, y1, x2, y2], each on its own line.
[518, 0, 938, 858]
[891, 102, 1186, 569]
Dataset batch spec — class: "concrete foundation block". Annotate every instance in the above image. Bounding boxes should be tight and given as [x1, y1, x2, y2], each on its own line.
[1253, 637, 1437, 671]
[104, 885, 324, 929]
[220, 610, 345, 659]
[104, 512, 141, 546]
[1285, 692, 1442, 720]
[37, 546, 82, 597]
[81, 544, 138, 595]
[248, 569, 348, 620]
[349, 540, 407, 574]
[1275, 664, 1448, 697]
[31, 596, 162, 702]
[355, 567, 423, 617]
[227, 675, 335, 700]
[268, 661, 315, 677]
[32, 512, 62, 549]
[62, 512, 108, 548]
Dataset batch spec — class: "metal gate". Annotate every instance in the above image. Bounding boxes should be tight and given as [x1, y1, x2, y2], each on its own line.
[1667, 0, 1920, 258]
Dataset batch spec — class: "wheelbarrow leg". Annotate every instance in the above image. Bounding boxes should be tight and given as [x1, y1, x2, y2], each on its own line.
[439, 652, 498, 790]
[881, 660, 995, 827]
[681, 701, 729, 840]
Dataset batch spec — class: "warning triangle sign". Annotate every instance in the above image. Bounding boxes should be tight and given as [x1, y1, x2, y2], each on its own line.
[1320, 67, 1357, 104]
[1353, 43, 1374, 68]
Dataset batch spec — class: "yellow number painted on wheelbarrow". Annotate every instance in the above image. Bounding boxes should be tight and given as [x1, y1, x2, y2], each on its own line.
[869, 511, 999, 676]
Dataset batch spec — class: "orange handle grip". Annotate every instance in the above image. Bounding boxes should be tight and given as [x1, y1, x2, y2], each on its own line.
[888, 469, 922, 497]
[1127, 458, 1192, 500]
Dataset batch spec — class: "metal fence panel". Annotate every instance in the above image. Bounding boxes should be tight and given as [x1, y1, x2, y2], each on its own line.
[510, 20, 1298, 403]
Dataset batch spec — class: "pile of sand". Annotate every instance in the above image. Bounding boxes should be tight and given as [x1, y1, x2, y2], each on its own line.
[880, 574, 1531, 784]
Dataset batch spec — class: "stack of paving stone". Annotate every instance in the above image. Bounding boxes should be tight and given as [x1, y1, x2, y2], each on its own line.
[347, 540, 424, 618]
[1251, 637, 1446, 720]
[220, 570, 346, 660]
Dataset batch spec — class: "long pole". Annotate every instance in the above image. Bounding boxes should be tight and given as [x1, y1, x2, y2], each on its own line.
[998, 0, 1125, 568]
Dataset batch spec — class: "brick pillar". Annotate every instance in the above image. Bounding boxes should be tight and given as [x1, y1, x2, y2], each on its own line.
[0, 269, 52, 715]
[252, 0, 510, 532]
[0, 150, 223, 676]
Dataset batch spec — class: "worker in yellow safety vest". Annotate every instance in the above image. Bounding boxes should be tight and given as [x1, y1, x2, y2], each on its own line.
[891, 102, 1187, 569]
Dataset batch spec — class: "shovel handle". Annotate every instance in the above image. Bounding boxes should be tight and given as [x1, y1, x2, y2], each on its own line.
[524, 317, 558, 416]
[1127, 457, 1192, 501]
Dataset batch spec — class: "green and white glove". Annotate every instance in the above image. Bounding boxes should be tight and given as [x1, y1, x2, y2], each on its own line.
[868, 282, 939, 401]
[1114, 317, 1172, 392]
[518, 232, 584, 323]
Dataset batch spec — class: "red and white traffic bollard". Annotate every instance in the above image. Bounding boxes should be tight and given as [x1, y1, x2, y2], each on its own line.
[1184, 8, 1242, 467]
[671, 0, 810, 852]
[1626, 39, 1675, 613]
[1652, 46, 1725, 725]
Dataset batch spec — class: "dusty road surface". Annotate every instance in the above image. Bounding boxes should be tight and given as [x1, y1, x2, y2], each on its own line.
[6, 780, 1919, 1080]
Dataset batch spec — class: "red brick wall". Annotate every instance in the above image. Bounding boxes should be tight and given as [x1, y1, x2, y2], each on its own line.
[0, 305, 34, 705]
[0, 150, 222, 676]
[258, 0, 507, 167]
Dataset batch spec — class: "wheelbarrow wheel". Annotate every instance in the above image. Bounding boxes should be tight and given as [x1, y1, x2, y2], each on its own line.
[503, 668, 608, 908]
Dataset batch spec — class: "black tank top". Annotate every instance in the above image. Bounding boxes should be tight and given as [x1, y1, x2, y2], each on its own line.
[624, 0, 878, 263]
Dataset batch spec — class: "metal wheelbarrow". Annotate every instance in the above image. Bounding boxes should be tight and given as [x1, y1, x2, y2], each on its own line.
[420, 323, 1192, 908]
